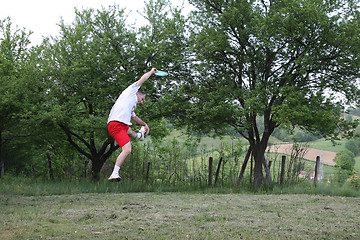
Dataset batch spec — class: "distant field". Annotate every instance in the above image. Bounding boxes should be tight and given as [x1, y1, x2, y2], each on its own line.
[1, 192, 359, 240]
[166, 130, 241, 150]
[165, 130, 346, 154]
[158, 130, 360, 182]
[267, 144, 336, 166]
[309, 138, 346, 152]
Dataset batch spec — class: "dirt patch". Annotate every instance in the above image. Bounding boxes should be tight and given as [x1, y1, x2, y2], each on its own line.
[267, 144, 336, 166]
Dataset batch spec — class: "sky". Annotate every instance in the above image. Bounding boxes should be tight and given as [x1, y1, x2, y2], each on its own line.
[0, 0, 192, 45]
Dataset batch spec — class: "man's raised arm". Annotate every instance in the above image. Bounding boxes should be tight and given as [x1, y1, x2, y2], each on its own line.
[135, 68, 157, 87]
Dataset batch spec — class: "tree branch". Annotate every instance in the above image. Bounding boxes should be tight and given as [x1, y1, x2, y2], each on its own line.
[58, 123, 92, 160]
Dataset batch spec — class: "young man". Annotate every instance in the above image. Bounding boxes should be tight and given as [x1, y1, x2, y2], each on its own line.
[107, 68, 157, 181]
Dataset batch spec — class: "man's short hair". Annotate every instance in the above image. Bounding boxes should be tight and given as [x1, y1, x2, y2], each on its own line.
[138, 90, 145, 95]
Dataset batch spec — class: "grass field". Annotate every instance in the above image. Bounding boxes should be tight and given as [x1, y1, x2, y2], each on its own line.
[2, 130, 359, 239]
[1, 191, 359, 240]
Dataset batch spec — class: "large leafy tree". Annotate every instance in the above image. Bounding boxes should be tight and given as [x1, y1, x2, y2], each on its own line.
[38, 2, 188, 180]
[136, 0, 192, 122]
[0, 18, 33, 177]
[165, 0, 360, 186]
[38, 6, 140, 180]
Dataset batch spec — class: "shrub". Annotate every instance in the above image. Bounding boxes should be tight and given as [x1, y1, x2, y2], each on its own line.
[345, 137, 360, 156]
[334, 150, 355, 171]
[333, 150, 356, 184]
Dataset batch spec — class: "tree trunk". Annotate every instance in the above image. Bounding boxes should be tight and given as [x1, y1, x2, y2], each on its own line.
[46, 152, 54, 181]
[252, 141, 272, 187]
[58, 123, 119, 181]
[262, 157, 272, 184]
[251, 126, 274, 187]
[83, 158, 88, 178]
[253, 152, 264, 187]
[0, 161, 3, 178]
[91, 156, 104, 181]
[0, 130, 3, 178]
[237, 147, 251, 185]
[146, 162, 151, 183]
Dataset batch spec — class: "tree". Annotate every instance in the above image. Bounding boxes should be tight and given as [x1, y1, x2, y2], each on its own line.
[164, 0, 360, 186]
[345, 138, 360, 155]
[37, 2, 188, 180]
[345, 125, 360, 155]
[37, 6, 142, 180]
[0, 18, 33, 177]
[136, 0, 193, 118]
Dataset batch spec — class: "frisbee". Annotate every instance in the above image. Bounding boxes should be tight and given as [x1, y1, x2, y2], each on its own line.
[154, 70, 168, 76]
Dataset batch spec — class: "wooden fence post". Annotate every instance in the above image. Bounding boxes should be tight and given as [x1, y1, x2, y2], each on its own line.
[208, 157, 213, 186]
[214, 157, 223, 186]
[250, 154, 253, 184]
[280, 155, 286, 184]
[46, 152, 54, 181]
[314, 156, 320, 186]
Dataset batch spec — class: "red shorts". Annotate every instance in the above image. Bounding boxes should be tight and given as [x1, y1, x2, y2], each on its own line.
[108, 121, 130, 148]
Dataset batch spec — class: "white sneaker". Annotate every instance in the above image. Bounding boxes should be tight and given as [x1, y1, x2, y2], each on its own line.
[138, 126, 146, 141]
[108, 172, 122, 182]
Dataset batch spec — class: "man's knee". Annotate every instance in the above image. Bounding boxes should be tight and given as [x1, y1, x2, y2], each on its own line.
[122, 142, 132, 155]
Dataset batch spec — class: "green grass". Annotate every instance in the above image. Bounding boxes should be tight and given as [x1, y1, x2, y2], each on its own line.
[1, 190, 360, 240]
[1, 176, 359, 197]
[309, 138, 346, 152]
[0, 177, 145, 196]
[3, 131, 359, 239]
[1, 176, 359, 239]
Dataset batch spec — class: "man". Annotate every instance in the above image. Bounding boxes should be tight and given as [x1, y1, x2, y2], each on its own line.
[107, 68, 157, 181]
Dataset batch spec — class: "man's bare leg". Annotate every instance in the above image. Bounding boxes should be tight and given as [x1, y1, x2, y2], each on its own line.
[113, 127, 138, 168]
[109, 127, 145, 181]
[115, 142, 132, 168]
[109, 142, 131, 181]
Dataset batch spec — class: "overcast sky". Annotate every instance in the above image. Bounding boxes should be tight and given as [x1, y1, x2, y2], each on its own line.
[0, 0, 192, 45]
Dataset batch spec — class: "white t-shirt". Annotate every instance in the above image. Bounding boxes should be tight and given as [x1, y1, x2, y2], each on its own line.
[107, 82, 140, 125]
